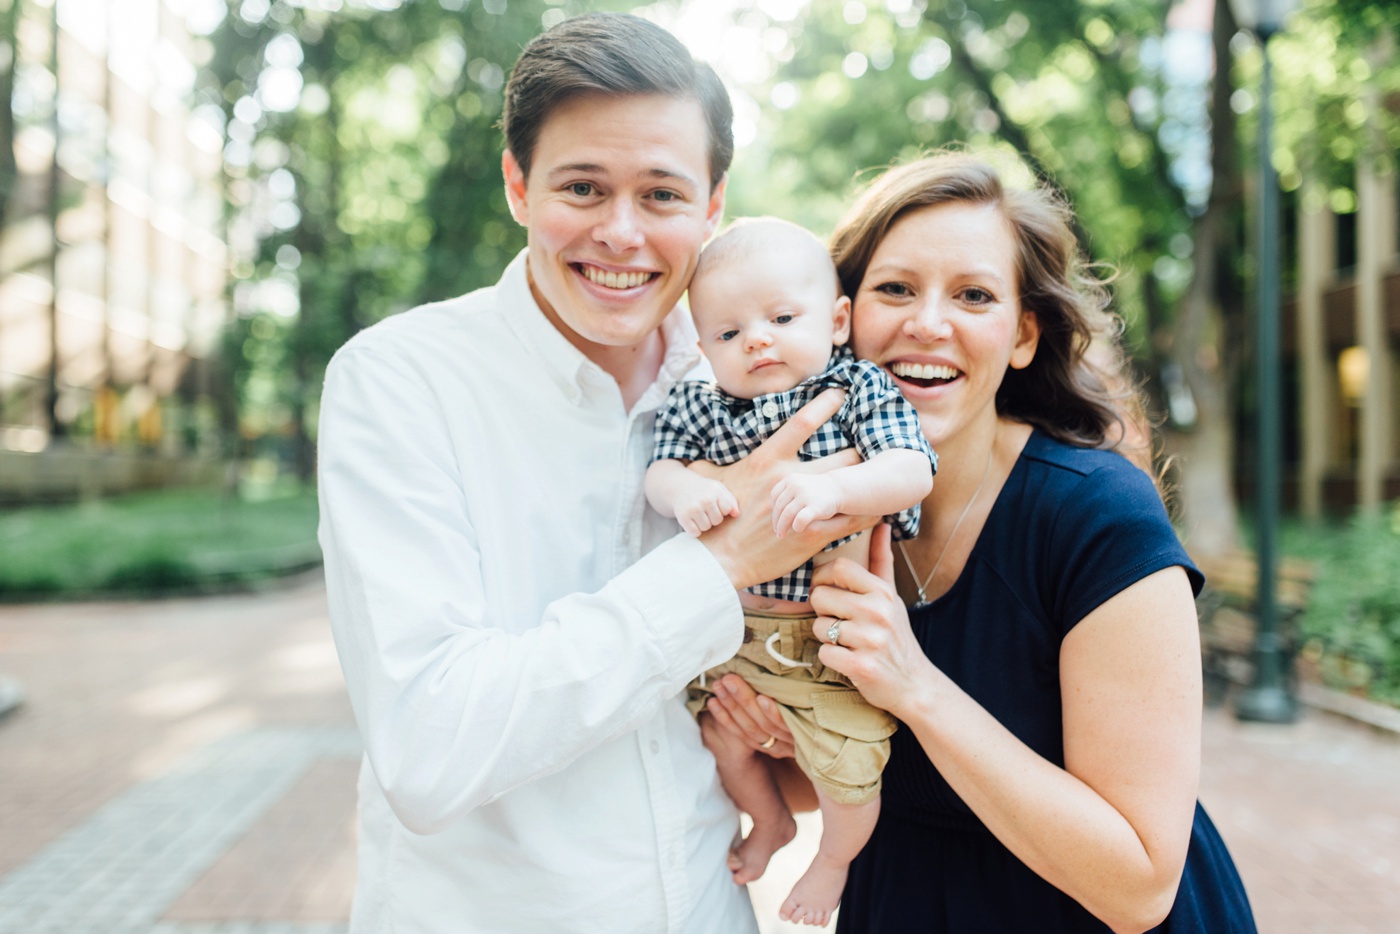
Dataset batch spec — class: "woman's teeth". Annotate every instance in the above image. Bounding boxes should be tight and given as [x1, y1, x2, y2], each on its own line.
[891, 362, 960, 381]
[581, 266, 651, 289]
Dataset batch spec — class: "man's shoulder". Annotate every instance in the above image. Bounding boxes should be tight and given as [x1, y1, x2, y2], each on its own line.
[332, 285, 505, 371]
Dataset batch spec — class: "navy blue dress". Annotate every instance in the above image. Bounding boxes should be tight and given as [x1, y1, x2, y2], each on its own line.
[838, 430, 1256, 933]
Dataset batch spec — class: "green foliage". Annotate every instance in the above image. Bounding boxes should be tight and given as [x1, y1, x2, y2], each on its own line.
[0, 487, 321, 599]
[1285, 503, 1400, 706]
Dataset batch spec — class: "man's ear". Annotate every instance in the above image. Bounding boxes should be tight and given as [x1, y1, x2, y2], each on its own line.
[502, 150, 529, 226]
[1010, 309, 1041, 370]
[704, 174, 728, 238]
[831, 295, 852, 345]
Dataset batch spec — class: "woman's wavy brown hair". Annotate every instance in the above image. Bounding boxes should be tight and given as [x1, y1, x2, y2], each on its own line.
[830, 152, 1149, 462]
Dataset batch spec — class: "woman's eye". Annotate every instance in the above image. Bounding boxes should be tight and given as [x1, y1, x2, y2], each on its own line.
[569, 182, 595, 197]
[773, 314, 794, 325]
[961, 287, 994, 304]
[719, 329, 739, 342]
[875, 282, 911, 298]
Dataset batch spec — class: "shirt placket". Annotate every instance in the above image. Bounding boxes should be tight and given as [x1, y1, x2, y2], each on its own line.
[622, 405, 692, 933]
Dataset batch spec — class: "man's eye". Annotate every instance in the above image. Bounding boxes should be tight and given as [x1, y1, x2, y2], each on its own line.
[569, 182, 595, 197]
[719, 329, 739, 341]
[773, 314, 794, 325]
[652, 190, 679, 202]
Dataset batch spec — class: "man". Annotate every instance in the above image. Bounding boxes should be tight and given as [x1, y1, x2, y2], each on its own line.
[317, 13, 864, 933]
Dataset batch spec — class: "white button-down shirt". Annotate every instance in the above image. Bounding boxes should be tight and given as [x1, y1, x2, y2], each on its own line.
[317, 252, 756, 934]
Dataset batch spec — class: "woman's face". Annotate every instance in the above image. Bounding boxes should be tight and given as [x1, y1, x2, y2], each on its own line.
[850, 200, 1040, 450]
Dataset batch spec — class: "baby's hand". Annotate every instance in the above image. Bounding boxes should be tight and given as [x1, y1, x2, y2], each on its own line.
[770, 474, 844, 537]
[675, 480, 740, 537]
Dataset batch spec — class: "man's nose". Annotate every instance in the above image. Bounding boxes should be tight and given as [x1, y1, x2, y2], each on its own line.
[592, 199, 644, 253]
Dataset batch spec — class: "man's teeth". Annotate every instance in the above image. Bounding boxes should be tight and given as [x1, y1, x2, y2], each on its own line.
[582, 266, 651, 289]
[891, 362, 960, 380]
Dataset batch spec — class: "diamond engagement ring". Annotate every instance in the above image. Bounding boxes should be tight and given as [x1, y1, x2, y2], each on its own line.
[826, 620, 842, 647]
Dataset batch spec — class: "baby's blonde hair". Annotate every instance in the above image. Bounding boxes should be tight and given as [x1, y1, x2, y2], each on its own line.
[692, 217, 840, 300]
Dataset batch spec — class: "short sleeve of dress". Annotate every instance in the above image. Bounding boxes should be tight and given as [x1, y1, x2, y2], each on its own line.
[1046, 458, 1204, 635]
[651, 381, 716, 464]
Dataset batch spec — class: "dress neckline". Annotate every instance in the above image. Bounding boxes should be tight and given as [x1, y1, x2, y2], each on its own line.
[908, 427, 1041, 614]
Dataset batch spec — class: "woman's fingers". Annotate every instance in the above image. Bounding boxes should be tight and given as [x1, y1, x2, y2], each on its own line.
[868, 522, 897, 585]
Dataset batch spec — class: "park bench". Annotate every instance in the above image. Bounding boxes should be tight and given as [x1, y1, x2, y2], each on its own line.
[1191, 550, 1316, 700]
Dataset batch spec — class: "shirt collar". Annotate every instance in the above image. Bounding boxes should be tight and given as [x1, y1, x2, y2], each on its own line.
[497, 249, 702, 410]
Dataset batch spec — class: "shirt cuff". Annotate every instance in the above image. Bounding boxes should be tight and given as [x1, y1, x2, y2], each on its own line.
[615, 533, 744, 685]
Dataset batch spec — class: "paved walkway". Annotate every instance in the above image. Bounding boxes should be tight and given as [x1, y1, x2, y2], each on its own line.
[0, 576, 1396, 933]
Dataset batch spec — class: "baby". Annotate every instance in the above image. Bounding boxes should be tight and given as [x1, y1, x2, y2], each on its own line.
[645, 218, 936, 927]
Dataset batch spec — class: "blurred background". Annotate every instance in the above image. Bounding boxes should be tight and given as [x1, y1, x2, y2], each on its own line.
[0, 1, 1397, 930]
[0, 0, 1397, 699]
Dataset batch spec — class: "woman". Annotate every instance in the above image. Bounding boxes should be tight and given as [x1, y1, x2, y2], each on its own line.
[706, 153, 1256, 932]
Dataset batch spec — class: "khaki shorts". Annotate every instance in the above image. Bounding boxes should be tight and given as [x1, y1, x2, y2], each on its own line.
[687, 610, 896, 805]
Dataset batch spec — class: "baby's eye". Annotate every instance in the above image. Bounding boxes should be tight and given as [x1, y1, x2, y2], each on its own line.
[568, 182, 595, 197]
[719, 329, 740, 342]
[773, 314, 794, 325]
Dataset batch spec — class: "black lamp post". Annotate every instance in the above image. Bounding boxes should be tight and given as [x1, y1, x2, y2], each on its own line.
[1229, 0, 1299, 723]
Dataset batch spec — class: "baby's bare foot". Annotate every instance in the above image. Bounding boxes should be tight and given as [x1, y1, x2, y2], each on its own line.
[777, 853, 849, 927]
[727, 814, 797, 885]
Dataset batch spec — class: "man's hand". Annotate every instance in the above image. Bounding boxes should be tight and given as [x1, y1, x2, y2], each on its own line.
[694, 389, 877, 591]
[770, 473, 843, 537]
[673, 479, 740, 537]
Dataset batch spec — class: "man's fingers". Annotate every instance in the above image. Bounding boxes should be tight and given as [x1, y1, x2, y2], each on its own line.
[757, 388, 846, 461]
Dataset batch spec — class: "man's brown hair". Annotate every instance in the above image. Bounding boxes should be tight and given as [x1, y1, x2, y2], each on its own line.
[501, 12, 734, 189]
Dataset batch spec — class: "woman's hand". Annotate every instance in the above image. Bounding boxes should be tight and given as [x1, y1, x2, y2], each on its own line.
[693, 388, 874, 590]
[809, 523, 939, 720]
[703, 673, 796, 759]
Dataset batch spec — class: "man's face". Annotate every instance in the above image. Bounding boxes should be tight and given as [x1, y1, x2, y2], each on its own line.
[502, 92, 726, 361]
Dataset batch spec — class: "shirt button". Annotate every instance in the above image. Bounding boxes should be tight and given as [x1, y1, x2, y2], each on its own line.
[761, 401, 779, 418]
[649, 739, 660, 754]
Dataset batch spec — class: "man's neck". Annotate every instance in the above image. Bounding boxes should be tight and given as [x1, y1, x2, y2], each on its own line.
[593, 331, 667, 410]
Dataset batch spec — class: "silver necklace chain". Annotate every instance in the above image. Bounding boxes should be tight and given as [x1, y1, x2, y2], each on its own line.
[897, 448, 994, 608]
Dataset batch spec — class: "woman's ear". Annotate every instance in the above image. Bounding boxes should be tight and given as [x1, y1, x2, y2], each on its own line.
[831, 295, 852, 345]
[1010, 310, 1040, 370]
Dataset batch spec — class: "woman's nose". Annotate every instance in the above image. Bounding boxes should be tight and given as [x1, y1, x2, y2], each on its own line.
[592, 200, 644, 253]
[903, 299, 952, 342]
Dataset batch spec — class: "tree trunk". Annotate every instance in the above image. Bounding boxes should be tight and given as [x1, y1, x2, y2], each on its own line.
[1160, 0, 1243, 557]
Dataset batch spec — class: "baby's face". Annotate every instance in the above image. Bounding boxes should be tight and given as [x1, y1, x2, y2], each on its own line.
[690, 248, 850, 400]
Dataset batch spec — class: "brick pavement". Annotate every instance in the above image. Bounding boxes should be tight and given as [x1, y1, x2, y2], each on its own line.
[0, 576, 1397, 933]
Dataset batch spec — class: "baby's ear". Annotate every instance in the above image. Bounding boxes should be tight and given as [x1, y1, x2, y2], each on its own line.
[831, 295, 852, 345]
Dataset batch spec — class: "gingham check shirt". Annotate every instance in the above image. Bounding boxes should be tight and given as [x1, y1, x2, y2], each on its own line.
[652, 345, 937, 601]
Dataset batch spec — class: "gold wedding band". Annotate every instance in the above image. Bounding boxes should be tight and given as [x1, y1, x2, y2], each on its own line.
[760, 735, 777, 749]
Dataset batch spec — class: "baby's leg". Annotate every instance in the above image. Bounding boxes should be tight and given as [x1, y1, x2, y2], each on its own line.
[778, 787, 879, 927]
[698, 711, 797, 884]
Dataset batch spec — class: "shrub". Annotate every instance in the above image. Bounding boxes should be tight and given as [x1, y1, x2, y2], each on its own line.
[1289, 502, 1400, 706]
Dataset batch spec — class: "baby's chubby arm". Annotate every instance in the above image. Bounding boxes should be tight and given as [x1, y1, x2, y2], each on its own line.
[645, 459, 740, 537]
[771, 447, 933, 537]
